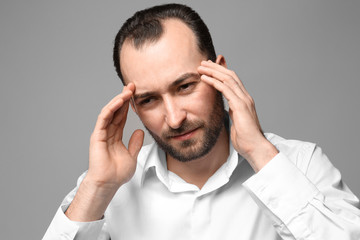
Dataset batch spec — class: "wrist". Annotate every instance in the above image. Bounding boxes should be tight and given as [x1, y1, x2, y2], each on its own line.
[244, 139, 279, 173]
[65, 175, 120, 222]
[83, 172, 123, 192]
[81, 175, 120, 199]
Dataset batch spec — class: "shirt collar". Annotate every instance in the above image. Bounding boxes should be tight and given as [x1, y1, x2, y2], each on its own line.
[140, 111, 243, 192]
[141, 143, 169, 187]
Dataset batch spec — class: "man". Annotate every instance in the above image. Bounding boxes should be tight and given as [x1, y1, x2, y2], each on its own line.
[43, 3, 360, 240]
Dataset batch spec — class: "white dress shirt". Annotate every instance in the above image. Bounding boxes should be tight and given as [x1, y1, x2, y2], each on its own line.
[43, 133, 360, 240]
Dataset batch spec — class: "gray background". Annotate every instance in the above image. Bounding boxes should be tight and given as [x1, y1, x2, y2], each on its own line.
[0, 0, 359, 239]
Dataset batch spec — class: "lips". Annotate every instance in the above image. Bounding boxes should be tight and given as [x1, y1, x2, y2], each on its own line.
[171, 128, 199, 141]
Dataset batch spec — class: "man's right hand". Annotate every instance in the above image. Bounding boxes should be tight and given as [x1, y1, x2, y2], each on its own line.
[65, 83, 144, 222]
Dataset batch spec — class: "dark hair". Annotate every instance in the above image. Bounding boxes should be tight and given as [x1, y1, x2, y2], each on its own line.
[113, 3, 216, 84]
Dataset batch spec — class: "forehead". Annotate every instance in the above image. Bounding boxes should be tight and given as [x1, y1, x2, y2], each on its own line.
[120, 19, 206, 91]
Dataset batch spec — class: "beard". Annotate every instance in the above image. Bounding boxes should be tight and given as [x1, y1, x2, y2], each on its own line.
[145, 92, 225, 162]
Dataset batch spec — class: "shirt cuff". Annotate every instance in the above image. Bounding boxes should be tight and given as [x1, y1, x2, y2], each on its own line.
[243, 152, 322, 225]
[43, 204, 106, 240]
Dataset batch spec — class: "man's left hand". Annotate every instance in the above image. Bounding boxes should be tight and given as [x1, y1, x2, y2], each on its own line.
[197, 60, 278, 172]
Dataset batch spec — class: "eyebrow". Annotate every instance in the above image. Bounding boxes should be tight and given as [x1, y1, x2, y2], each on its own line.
[133, 72, 200, 101]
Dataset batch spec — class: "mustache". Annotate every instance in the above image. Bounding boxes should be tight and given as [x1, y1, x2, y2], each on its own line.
[163, 120, 204, 139]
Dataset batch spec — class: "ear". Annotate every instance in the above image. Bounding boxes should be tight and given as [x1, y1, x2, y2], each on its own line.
[215, 55, 227, 68]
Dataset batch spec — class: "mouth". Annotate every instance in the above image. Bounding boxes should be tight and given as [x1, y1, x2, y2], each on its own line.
[170, 128, 199, 141]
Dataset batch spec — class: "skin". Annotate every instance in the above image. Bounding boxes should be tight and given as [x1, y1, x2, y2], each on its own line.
[65, 19, 278, 222]
[121, 19, 229, 188]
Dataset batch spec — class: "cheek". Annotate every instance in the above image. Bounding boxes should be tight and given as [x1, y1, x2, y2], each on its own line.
[187, 85, 217, 116]
[137, 109, 163, 133]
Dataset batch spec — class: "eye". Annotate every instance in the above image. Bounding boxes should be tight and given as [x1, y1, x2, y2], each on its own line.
[138, 97, 155, 106]
[178, 82, 195, 92]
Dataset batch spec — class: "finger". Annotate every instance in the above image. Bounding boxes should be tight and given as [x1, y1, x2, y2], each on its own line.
[112, 99, 130, 126]
[198, 65, 245, 98]
[128, 129, 144, 159]
[202, 60, 235, 78]
[112, 100, 131, 142]
[200, 74, 243, 108]
[94, 89, 133, 131]
[103, 83, 134, 112]
[201, 60, 249, 95]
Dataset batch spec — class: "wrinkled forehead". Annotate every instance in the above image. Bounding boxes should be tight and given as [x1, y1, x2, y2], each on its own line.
[119, 19, 206, 89]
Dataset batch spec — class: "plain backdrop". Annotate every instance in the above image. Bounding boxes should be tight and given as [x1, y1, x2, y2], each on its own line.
[0, 0, 359, 239]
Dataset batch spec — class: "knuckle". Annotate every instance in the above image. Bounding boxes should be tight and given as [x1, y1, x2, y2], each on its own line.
[248, 96, 255, 105]
[243, 98, 252, 107]
[225, 74, 233, 80]
[213, 81, 223, 89]
[224, 79, 235, 88]
[227, 70, 237, 79]
[221, 75, 233, 83]
[229, 77, 237, 85]
[97, 113, 105, 122]
[100, 107, 111, 117]
[99, 108, 106, 116]
[90, 132, 97, 143]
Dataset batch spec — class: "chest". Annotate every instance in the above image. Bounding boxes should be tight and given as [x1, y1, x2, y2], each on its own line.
[105, 178, 281, 240]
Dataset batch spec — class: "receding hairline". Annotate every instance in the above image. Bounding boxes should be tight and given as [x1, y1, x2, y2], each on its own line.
[123, 18, 197, 51]
[120, 18, 205, 84]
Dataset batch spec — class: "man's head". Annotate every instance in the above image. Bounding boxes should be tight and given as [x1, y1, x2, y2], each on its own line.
[113, 4, 226, 162]
[113, 3, 216, 85]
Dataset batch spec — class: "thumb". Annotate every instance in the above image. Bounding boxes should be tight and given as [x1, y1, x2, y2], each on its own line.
[128, 129, 144, 159]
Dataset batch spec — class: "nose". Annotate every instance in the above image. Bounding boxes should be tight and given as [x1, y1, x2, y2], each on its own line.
[163, 96, 186, 129]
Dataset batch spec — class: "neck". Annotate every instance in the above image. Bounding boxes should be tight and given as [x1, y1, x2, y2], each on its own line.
[166, 125, 229, 189]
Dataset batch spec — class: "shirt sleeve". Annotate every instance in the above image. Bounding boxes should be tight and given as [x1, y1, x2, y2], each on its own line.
[243, 144, 360, 240]
[42, 172, 109, 240]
